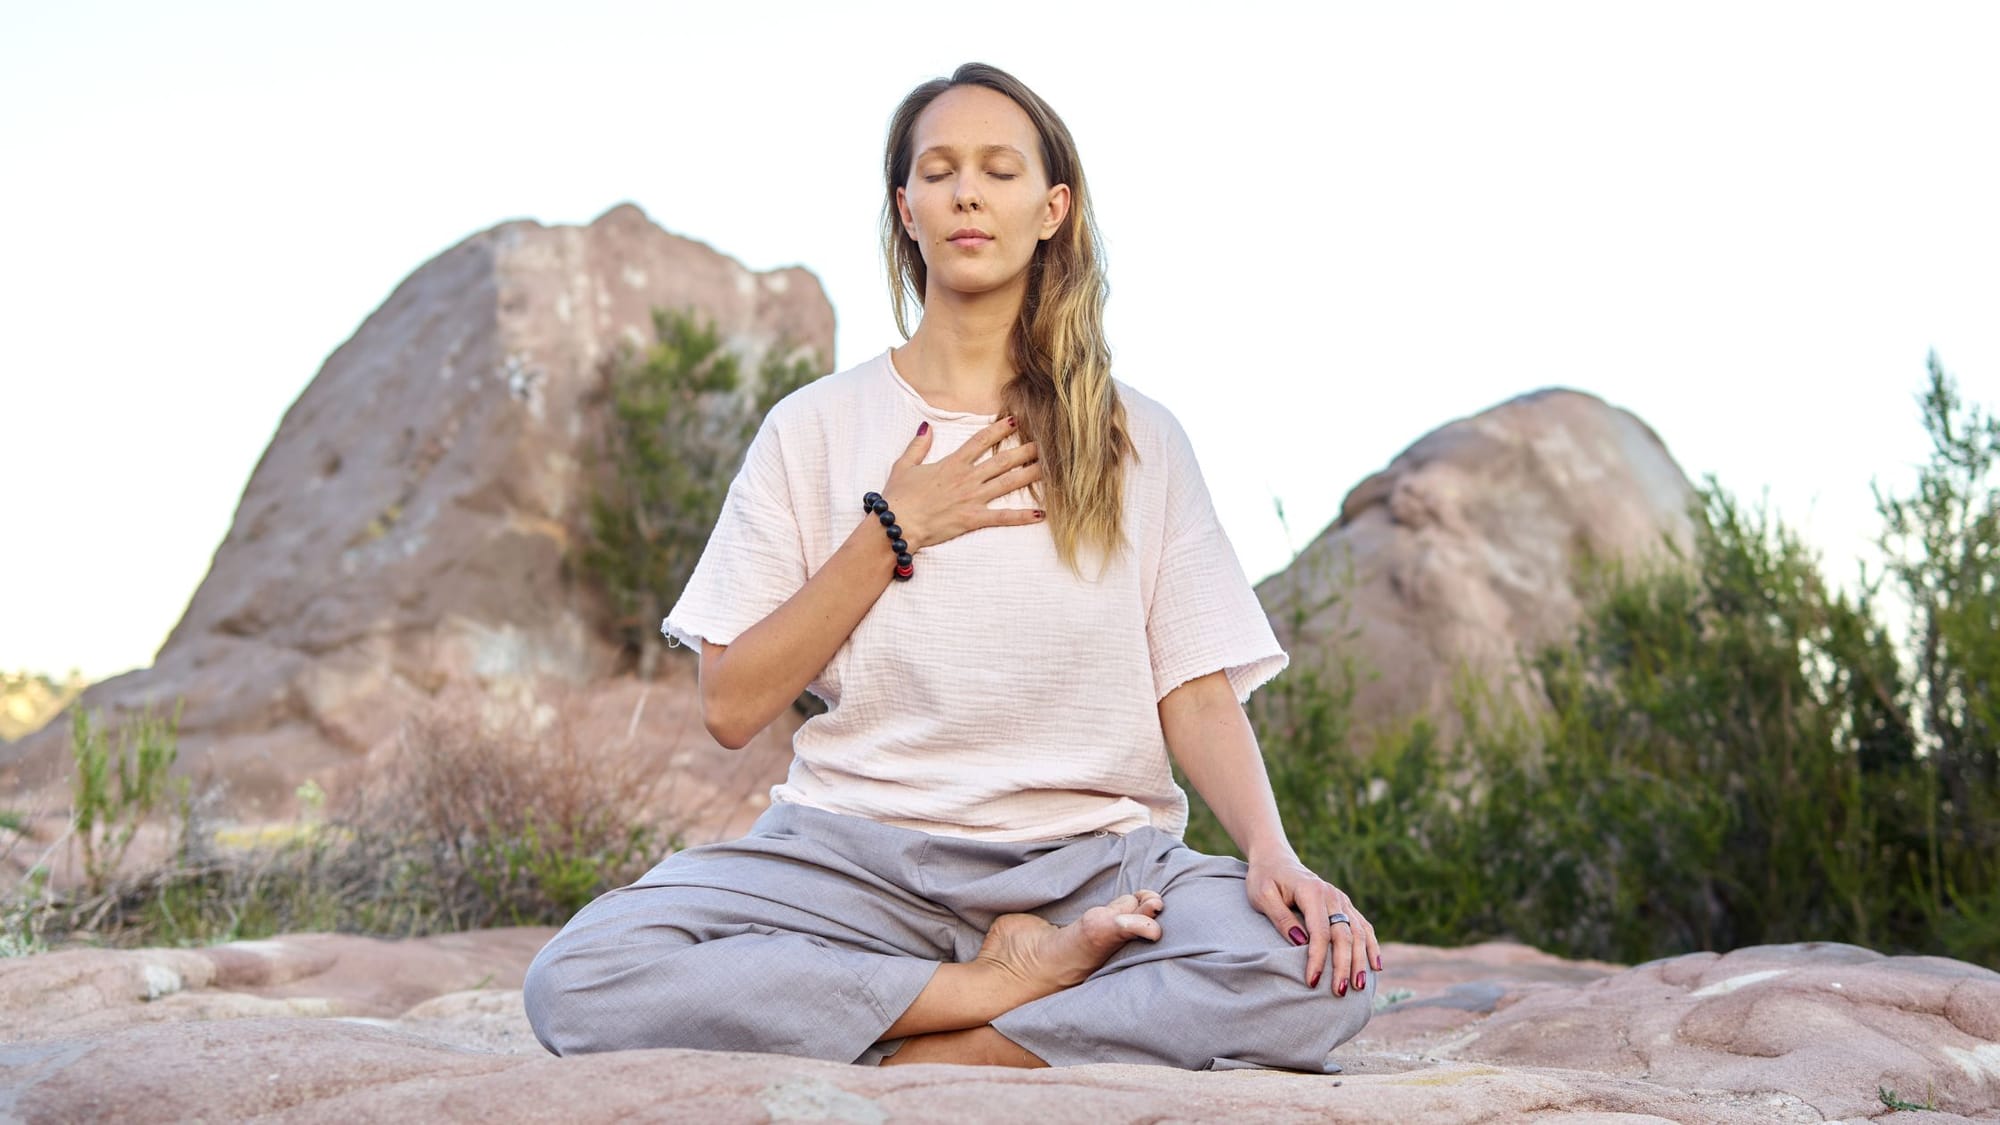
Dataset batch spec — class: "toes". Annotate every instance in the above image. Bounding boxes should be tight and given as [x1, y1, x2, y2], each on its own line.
[1105, 890, 1164, 917]
[1113, 913, 1163, 941]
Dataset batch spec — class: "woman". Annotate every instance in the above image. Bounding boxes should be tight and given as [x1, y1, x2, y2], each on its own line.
[525, 62, 1381, 1071]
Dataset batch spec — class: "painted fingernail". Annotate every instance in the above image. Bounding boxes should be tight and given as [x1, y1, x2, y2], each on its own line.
[1007, 416, 1017, 427]
[1335, 978, 1347, 997]
[918, 421, 929, 435]
[1355, 971, 1367, 991]
[1287, 927, 1307, 947]
[1033, 509, 1045, 519]
[1307, 970, 1321, 988]
[1374, 954, 1384, 972]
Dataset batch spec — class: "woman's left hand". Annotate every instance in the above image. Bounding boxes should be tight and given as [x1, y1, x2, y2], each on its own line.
[1244, 852, 1382, 997]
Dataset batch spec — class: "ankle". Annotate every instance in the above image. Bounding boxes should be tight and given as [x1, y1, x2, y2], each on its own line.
[885, 1026, 1049, 1068]
[969, 952, 1052, 1009]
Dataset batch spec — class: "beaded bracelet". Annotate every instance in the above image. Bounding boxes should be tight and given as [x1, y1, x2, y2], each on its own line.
[862, 491, 914, 581]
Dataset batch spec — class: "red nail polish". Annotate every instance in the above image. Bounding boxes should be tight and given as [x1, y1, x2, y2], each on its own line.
[1307, 970, 1320, 988]
[918, 421, 929, 435]
[1335, 978, 1347, 997]
[1356, 971, 1367, 991]
[1007, 416, 1017, 427]
[1287, 927, 1306, 947]
[1033, 509, 1045, 519]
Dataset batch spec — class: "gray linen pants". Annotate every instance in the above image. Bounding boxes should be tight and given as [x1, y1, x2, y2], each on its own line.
[523, 803, 1372, 1070]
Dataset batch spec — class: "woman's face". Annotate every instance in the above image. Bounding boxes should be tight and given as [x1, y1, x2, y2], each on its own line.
[895, 84, 1070, 303]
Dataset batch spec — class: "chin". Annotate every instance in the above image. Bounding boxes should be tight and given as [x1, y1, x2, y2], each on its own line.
[929, 264, 1028, 299]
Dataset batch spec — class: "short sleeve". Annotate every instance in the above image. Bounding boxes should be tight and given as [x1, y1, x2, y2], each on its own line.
[661, 411, 808, 652]
[1147, 417, 1289, 703]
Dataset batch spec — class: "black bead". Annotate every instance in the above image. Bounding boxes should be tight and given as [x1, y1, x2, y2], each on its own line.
[878, 511, 896, 526]
[884, 524, 901, 539]
[896, 552, 912, 567]
[863, 491, 882, 513]
[890, 538, 907, 553]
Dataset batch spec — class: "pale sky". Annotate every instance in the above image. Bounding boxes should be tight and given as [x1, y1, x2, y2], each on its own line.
[3, 1, 1996, 681]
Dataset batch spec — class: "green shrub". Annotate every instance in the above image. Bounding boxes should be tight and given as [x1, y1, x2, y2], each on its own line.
[582, 309, 819, 679]
[1875, 352, 2000, 945]
[1190, 357, 2000, 968]
[70, 704, 186, 897]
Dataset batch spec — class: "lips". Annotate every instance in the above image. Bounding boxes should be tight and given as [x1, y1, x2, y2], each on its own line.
[947, 228, 993, 248]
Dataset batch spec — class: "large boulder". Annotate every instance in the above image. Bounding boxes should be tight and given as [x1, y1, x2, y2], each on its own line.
[0, 204, 830, 819]
[1258, 388, 1697, 740]
[3, 933, 1994, 1121]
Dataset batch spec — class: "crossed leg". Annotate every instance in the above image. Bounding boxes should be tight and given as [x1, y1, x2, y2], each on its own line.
[527, 808, 1368, 1070]
[880, 890, 1166, 1066]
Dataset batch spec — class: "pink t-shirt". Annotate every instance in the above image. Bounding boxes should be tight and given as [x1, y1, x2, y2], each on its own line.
[663, 350, 1286, 841]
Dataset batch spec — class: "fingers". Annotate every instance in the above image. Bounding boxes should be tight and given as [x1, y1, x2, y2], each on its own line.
[1322, 887, 1380, 988]
[895, 419, 935, 468]
[883, 418, 1043, 546]
[1251, 882, 1299, 948]
[949, 414, 1020, 465]
[977, 461, 1044, 503]
[1356, 907, 1383, 976]
[1326, 887, 1356, 998]
[976, 506, 1046, 529]
[976, 440, 1040, 482]
[1296, 881, 1331, 990]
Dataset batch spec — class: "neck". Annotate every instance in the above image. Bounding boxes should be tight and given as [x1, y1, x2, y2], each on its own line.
[894, 277, 1027, 414]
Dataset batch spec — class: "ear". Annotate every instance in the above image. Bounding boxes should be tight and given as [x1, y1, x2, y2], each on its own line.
[1039, 183, 1072, 241]
[895, 185, 917, 239]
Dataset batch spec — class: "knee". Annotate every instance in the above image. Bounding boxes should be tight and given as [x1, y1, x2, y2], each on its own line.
[522, 930, 634, 1056]
[1250, 966, 1373, 1069]
[1207, 950, 1375, 1069]
[1322, 978, 1374, 1047]
[523, 926, 711, 1057]
[521, 940, 580, 1056]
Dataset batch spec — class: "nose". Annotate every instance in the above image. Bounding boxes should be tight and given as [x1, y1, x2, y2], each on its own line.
[953, 172, 982, 213]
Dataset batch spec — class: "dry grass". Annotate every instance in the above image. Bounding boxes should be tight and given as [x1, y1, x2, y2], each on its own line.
[349, 682, 673, 929]
[4, 682, 683, 951]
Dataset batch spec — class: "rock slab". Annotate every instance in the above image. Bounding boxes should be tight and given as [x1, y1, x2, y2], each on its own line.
[2, 933, 1994, 1122]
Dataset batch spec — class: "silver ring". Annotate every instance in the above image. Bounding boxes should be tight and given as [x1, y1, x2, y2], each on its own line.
[1328, 912, 1352, 927]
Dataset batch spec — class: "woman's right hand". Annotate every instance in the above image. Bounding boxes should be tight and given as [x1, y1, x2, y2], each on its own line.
[882, 417, 1045, 551]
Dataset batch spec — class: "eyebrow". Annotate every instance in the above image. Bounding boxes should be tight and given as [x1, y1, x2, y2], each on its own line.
[915, 143, 1028, 162]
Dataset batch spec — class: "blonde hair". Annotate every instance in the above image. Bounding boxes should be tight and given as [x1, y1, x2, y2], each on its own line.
[881, 62, 1132, 574]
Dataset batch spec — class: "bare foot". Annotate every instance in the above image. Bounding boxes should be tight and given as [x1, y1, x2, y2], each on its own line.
[975, 890, 1165, 1004]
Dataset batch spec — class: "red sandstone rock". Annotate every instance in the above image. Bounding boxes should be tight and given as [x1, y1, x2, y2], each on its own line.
[0, 1018, 1837, 1125]
[2, 933, 1992, 1121]
[0, 928, 553, 1042]
[1260, 388, 1697, 740]
[0, 204, 831, 822]
[1456, 942, 2000, 1121]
